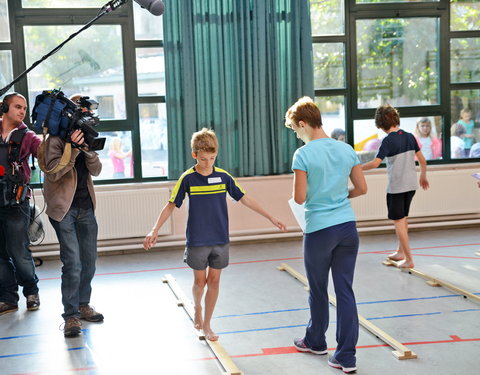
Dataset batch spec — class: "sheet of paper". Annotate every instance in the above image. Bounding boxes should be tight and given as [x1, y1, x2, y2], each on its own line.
[288, 198, 305, 232]
[472, 173, 480, 180]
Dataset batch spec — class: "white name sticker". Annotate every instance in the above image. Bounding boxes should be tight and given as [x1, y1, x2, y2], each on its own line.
[208, 177, 222, 184]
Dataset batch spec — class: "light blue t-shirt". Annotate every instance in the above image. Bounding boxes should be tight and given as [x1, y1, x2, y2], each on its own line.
[292, 138, 360, 234]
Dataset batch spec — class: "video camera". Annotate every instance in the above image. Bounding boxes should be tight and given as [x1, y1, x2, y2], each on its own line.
[32, 90, 106, 151]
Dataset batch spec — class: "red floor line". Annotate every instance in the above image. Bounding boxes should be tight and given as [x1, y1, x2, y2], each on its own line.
[38, 257, 305, 281]
[12, 367, 97, 375]
[410, 254, 480, 260]
[194, 335, 480, 361]
[38, 242, 479, 281]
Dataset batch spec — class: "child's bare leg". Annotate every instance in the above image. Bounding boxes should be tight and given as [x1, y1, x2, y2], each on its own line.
[203, 267, 222, 341]
[387, 218, 408, 260]
[393, 217, 414, 268]
[192, 269, 207, 330]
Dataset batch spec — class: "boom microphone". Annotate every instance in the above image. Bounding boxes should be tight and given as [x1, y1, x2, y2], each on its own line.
[133, 0, 164, 16]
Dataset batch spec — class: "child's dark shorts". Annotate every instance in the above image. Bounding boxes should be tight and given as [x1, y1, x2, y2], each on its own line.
[184, 243, 229, 270]
[386, 190, 416, 220]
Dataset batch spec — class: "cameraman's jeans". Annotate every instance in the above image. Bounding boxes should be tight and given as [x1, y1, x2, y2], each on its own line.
[49, 207, 98, 320]
[0, 200, 39, 305]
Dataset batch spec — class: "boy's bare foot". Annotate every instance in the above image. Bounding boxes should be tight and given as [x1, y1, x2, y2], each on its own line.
[194, 306, 203, 330]
[397, 259, 414, 269]
[203, 326, 219, 341]
[387, 252, 404, 261]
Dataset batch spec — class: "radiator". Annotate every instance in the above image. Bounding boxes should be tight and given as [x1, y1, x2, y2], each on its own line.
[351, 168, 480, 221]
[31, 187, 172, 245]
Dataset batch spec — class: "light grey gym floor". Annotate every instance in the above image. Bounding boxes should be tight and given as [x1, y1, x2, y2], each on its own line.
[1, 227, 479, 375]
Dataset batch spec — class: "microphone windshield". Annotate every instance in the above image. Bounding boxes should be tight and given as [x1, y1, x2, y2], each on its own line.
[134, 0, 164, 16]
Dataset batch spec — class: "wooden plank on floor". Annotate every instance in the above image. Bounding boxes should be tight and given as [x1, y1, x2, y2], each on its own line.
[162, 274, 244, 375]
[277, 263, 417, 360]
[383, 259, 480, 304]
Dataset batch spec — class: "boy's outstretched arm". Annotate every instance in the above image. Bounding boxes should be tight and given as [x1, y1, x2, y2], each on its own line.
[239, 195, 287, 232]
[348, 164, 368, 198]
[416, 151, 430, 190]
[143, 201, 176, 250]
[361, 157, 382, 171]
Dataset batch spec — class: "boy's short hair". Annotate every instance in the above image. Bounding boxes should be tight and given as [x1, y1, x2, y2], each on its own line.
[191, 128, 218, 154]
[375, 104, 400, 131]
[285, 96, 322, 129]
[451, 122, 466, 137]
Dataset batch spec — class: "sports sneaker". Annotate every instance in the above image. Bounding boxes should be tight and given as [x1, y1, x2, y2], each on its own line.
[63, 316, 82, 338]
[79, 305, 104, 322]
[328, 356, 357, 374]
[26, 294, 40, 311]
[0, 302, 18, 316]
[293, 337, 328, 355]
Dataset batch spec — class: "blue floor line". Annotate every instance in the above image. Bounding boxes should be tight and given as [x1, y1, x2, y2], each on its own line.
[0, 347, 84, 359]
[215, 309, 479, 335]
[1, 309, 479, 359]
[213, 293, 479, 319]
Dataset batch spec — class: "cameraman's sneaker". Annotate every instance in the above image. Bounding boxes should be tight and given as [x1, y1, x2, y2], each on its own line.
[0, 302, 18, 316]
[63, 316, 82, 338]
[26, 294, 40, 311]
[293, 338, 327, 355]
[328, 356, 357, 374]
[79, 305, 104, 322]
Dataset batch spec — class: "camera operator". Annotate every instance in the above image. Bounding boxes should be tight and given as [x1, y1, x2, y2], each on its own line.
[42, 94, 103, 338]
[0, 93, 41, 316]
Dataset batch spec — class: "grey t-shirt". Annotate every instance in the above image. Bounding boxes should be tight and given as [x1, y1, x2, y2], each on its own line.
[376, 130, 420, 194]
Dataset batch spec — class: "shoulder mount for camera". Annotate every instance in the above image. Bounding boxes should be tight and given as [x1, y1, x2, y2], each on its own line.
[37, 132, 72, 175]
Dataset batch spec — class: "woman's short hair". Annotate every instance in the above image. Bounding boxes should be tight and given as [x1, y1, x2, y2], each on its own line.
[285, 96, 322, 129]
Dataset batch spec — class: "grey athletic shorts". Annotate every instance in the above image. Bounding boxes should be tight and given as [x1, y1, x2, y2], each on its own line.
[184, 243, 229, 270]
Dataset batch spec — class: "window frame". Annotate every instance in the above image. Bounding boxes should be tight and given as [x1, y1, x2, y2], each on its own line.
[5, 2, 168, 185]
[312, 0, 480, 165]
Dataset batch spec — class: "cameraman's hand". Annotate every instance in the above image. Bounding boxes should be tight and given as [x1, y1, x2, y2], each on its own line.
[70, 129, 85, 147]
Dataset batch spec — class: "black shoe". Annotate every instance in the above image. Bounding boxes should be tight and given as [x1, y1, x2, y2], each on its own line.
[64, 316, 82, 338]
[0, 302, 18, 316]
[26, 294, 40, 311]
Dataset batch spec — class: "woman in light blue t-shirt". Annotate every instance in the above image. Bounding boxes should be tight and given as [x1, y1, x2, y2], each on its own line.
[285, 97, 367, 374]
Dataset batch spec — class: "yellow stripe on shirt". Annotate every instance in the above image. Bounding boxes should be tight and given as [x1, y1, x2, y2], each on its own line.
[169, 168, 195, 202]
[190, 190, 227, 195]
[190, 184, 226, 193]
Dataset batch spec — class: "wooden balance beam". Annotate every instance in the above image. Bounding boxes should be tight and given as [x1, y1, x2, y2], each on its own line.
[162, 274, 244, 375]
[382, 259, 480, 304]
[277, 263, 417, 360]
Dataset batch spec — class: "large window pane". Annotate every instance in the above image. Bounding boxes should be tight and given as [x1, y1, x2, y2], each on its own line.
[450, 38, 480, 84]
[139, 103, 168, 177]
[24, 25, 126, 120]
[310, 0, 344, 36]
[22, 0, 106, 7]
[94, 131, 133, 180]
[450, 1, 480, 31]
[136, 48, 165, 96]
[314, 96, 345, 141]
[313, 43, 345, 89]
[357, 18, 439, 108]
[354, 116, 443, 163]
[0, 51, 13, 93]
[0, 0, 9, 42]
[451, 89, 480, 159]
[134, 2, 163, 40]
